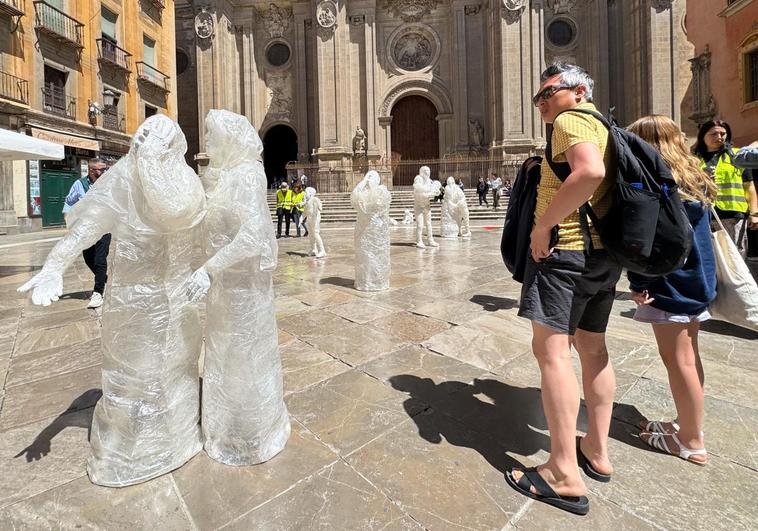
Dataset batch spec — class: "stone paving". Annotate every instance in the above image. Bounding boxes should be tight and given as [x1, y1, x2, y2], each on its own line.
[0, 225, 757, 530]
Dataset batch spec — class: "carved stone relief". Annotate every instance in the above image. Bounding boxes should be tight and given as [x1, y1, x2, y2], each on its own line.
[689, 46, 715, 125]
[465, 5, 481, 16]
[394, 33, 433, 71]
[384, 0, 443, 23]
[316, 0, 338, 38]
[545, 0, 588, 14]
[257, 3, 292, 39]
[266, 73, 293, 119]
[651, 0, 674, 13]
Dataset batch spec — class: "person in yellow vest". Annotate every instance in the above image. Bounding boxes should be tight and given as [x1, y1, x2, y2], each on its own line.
[276, 181, 293, 238]
[694, 120, 758, 258]
[291, 182, 306, 237]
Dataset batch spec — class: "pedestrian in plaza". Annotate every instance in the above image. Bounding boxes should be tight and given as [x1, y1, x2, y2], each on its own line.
[490, 172, 502, 209]
[508, 62, 620, 516]
[457, 178, 465, 191]
[693, 120, 758, 258]
[627, 115, 716, 466]
[291, 182, 305, 237]
[300, 173, 309, 188]
[62, 158, 111, 309]
[276, 181, 293, 238]
[477, 176, 489, 206]
[503, 179, 513, 197]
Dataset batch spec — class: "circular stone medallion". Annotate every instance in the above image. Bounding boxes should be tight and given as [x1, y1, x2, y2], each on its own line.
[393, 32, 433, 71]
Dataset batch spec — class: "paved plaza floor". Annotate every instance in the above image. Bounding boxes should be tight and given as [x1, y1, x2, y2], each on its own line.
[0, 225, 756, 530]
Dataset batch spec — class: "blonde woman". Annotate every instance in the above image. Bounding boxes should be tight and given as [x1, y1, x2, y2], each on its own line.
[627, 115, 718, 465]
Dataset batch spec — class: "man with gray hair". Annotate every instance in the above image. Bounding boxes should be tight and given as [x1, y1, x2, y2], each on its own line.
[62, 158, 111, 309]
[506, 62, 620, 516]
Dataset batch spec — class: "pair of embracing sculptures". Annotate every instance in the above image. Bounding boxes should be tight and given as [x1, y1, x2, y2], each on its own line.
[18, 111, 290, 487]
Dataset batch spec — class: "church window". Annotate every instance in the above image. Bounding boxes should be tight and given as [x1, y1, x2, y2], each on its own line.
[547, 18, 576, 48]
[266, 42, 291, 68]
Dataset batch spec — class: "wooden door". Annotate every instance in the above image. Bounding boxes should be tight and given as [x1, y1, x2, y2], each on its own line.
[391, 95, 439, 186]
[41, 170, 78, 227]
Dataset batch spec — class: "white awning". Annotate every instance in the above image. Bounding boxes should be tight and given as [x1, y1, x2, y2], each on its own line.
[0, 128, 65, 161]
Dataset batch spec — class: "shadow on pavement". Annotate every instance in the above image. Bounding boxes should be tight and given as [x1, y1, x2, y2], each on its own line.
[469, 295, 519, 312]
[59, 291, 91, 301]
[14, 389, 102, 462]
[319, 276, 354, 288]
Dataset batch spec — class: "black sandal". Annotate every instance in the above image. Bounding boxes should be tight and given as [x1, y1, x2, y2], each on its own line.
[505, 467, 589, 516]
[577, 438, 612, 483]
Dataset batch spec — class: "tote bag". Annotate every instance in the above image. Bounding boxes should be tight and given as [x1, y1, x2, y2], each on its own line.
[709, 209, 758, 332]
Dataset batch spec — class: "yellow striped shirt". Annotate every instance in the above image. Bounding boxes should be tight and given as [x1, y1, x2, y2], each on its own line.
[535, 102, 613, 250]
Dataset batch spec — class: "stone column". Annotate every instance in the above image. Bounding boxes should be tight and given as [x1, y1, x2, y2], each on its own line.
[451, 1, 469, 152]
[647, 0, 687, 124]
[362, 9, 380, 156]
[293, 4, 310, 157]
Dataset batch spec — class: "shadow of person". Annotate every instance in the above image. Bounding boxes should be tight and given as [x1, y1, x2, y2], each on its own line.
[59, 291, 91, 301]
[701, 319, 758, 340]
[14, 389, 102, 462]
[286, 251, 311, 258]
[469, 295, 519, 312]
[319, 276, 354, 288]
[389, 375, 551, 474]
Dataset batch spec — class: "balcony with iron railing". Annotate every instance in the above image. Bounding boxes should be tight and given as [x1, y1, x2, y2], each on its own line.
[42, 83, 76, 119]
[33, 1, 84, 49]
[0, 0, 25, 18]
[0, 70, 29, 105]
[145, 0, 165, 9]
[97, 38, 132, 73]
[136, 61, 170, 92]
[102, 105, 125, 132]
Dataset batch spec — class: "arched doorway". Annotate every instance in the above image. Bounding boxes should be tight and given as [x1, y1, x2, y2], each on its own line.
[263, 124, 298, 187]
[390, 95, 439, 186]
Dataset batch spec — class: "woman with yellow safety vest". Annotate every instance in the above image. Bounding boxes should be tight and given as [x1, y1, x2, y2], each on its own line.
[693, 120, 758, 257]
[291, 183, 306, 237]
[276, 182, 293, 238]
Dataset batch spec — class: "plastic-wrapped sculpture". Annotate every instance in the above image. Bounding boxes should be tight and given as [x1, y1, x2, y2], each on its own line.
[185, 109, 290, 465]
[304, 186, 326, 258]
[402, 209, 414, 225]
[351, 170, 391, 291]
[441, 176, 472, 239]
[18, 115, 206, 486]
[413, 166, 441, 248]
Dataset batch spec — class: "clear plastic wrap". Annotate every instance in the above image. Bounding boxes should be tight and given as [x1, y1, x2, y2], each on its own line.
[304, 187, 326, 258]
[441, 177, 471, 239]
[190, 109, 290, 465]
[413, 166, 441, 248]
[351, 170, 392, 291]
[18, 115, 206, 487]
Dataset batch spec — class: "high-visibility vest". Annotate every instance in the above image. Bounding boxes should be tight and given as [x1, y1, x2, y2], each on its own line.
[701, 149, 748, 214]
[276, 189, 293, 210]
[292, 191, 305, 212]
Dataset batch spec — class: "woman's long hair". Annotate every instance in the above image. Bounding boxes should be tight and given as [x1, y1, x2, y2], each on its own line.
[693, 119, 733, 160]
[628, 115, 716, 204]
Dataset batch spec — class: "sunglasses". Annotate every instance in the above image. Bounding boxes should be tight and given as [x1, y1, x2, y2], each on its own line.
[532, 84, 575, 106]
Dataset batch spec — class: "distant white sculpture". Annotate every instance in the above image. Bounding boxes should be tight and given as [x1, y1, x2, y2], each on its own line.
[304, 186, 326, 258]
[413, 165, 441, 248]
[18, 115, 206, 486]
[351, 170, 391, 291]
[441, 176, 471, 239]
[402, 209, 414, 225]
[186, 109, 290, 466]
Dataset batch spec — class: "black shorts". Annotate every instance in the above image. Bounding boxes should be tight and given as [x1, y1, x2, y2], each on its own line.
[517, 249, 622, 335]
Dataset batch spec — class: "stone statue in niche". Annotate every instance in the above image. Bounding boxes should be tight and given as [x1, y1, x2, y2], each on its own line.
[468, 119, 485, 148]
[352, 126, 367, 156]
[394, 32, 433, 71]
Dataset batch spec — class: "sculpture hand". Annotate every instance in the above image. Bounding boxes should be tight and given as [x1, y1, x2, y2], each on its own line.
[17, 268, 64, 306]
[186, 267, 211, 302]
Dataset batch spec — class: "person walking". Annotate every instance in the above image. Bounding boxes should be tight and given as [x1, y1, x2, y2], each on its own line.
[291, 182, 305, 237]
[693, 120, 758, 258]
[476, 176, 489, 207]
[62, 158, 111, 309]
[507, 62, 620, 516]
[275, 182, 293, 238]
[490, 173, 503, 209]
[627, 115, 717, 466]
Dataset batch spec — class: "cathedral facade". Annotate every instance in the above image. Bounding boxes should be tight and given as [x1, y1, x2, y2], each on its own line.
[175, 0, 692, 186]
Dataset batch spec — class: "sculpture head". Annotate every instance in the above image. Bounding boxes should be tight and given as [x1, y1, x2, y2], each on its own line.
[365, 170, 381, 187]
[204, 109, 263, 167]
[447, 176, 455, 186]
[132, 114, 187, 157]
[305, 186, 316, 201]
[413, 175, 422, 186]
[420, 166, 431, 179]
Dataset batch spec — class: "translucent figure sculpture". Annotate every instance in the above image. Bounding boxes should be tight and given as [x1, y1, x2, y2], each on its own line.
[185, 109, 290, 465]
[413, 165, 441, 248]
[351, 170, 391, 291]
[402, 209, 414, 225]
[18, 115, 206, 486]
[304, 186, 326, 258]
[441, 176, 472, 239]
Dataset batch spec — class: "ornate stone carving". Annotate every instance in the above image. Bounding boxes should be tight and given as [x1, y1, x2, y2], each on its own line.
[350, 15, 366, 25]
[651, 0, 674, 13]
[316, 1, 337, 38]
[689, 45, 715, 126]
[266, 73, 293, 119]
[465, 5, 481, 16]
[257, 3, 292, 39]
[194, 9, 214, 40]
[545, 0, 587, 14]
[384, 0, 443, 23]
[394, 32, 433, 71]
[503, 0, 527, 10]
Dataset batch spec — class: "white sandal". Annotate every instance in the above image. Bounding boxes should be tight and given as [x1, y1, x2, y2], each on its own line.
[640, 420, 680, 434]
[643, 432, 708, 466]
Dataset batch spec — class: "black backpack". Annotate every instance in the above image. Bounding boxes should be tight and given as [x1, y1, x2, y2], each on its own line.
[501, 156, 558, 282]
[546, 108, 693, 276]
